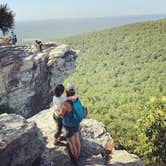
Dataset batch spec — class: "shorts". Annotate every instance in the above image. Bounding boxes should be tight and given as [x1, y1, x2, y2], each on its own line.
[63, 125, 80, 138]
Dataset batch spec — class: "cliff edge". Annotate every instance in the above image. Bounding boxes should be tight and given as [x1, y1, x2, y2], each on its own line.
[0, 43, 78, 117]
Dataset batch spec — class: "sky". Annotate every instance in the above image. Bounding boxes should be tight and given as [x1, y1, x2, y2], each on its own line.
[1, 0, 166, 21]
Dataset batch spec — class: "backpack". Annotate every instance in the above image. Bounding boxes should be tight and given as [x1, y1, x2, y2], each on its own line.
[68, 98, 84, 123]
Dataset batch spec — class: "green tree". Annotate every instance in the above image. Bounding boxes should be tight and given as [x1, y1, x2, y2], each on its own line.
[0, 4, 15, 35]
[134, 97, 166, 165]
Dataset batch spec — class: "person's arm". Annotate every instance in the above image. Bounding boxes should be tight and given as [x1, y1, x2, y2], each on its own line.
[57, 108, 64, 118]
[67, 95, 78, 100]
[59, 101, 72, 118]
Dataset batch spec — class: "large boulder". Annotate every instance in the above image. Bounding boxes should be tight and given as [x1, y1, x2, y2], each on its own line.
[0, 113, 45, 166]
[0, 43, 78, 117]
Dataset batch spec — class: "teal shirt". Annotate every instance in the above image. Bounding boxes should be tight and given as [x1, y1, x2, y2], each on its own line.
[11, 32, 15, 39]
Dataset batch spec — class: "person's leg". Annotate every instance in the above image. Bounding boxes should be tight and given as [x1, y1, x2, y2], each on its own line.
[74, 125, 81, 158]
[75, 132, 81, 158]
[55, 117, 62, 138]
[67, 136, 78, 160]
[65, 126, 78, 160]
[53, 114, 62, 144]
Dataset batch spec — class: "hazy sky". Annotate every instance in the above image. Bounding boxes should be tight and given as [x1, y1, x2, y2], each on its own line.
[1, 0, 166, 21]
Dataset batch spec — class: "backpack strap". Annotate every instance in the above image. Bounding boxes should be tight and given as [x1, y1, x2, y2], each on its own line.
[66, 98, 79, 104]
[66, 99, 73, 105]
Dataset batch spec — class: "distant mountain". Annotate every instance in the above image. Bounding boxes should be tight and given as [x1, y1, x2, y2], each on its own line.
[10, 14, 166, 44]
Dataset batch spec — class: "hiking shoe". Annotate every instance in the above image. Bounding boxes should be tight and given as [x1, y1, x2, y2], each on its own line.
[59, 136, 66, 141]
[54, 141, 67, 146]
[66, 144, 81, 166]
[71, 158, 81, 166]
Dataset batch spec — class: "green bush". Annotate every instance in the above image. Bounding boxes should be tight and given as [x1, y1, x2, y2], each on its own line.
[135, 98, 166, 166]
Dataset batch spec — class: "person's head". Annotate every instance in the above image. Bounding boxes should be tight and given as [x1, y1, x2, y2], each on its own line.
[54, 84, 65, 97]
[65, 82, 76, 97]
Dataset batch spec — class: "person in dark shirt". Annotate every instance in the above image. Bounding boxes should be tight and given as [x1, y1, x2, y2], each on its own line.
[35, 40, 43, 52]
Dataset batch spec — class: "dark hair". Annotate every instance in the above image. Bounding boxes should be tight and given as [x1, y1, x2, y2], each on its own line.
[54, 84, 64, 97]
[66, 89, 75, 97]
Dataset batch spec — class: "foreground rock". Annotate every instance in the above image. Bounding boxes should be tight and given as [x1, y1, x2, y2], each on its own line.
[0, 112, 144, 166]
[0, 113, 44, 166]
[0, 43, 78, 117]
[29, 108, 144, 166]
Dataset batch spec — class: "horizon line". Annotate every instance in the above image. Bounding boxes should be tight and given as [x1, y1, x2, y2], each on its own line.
[16, 13, 166, 22]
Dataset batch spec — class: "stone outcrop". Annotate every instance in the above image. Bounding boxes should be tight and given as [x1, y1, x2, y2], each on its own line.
[0, 113, 44, 166]
[28, 108, 144, 166]
[0, 43, 78, 117]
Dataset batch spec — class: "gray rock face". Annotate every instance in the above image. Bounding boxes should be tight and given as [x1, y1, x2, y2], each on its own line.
[0, 113, 45, 166]
[0, 43, 78, 117]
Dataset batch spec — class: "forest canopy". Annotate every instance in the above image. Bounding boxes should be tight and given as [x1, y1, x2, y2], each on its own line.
[61, 19, 166, 165]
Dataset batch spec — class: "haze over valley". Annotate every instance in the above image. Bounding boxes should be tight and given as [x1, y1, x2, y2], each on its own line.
[14, 14, 166, 44]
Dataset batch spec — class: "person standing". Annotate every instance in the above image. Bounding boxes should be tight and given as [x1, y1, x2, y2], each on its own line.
[14, 34, 17, 45]
[60, 83, 83, 163]
[11, 31, 15, 45]
[35, 40, 42, 52]
[52, 84, 66, 145]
